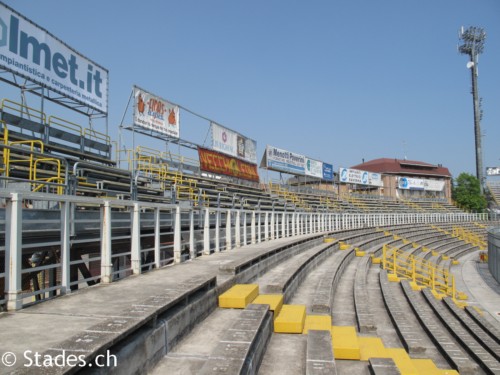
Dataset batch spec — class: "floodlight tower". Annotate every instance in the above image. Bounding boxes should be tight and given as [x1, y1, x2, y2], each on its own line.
[459, 26, 486, 193]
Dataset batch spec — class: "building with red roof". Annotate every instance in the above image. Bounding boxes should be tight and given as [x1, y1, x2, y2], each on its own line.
[344, 158, 452, 202]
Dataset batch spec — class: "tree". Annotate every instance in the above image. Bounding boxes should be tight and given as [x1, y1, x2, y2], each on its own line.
[452, 173, 487, 212]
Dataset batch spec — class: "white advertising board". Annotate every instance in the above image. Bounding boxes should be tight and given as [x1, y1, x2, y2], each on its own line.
[263, 145, 306, 175]
[398, 177, 444, 191]
[305, 158, 323, 178]
[211, 122, 257, 164]
[0, 3, 108, 113]
[339, 168, 383, 187]
[133, 87, 180, 138]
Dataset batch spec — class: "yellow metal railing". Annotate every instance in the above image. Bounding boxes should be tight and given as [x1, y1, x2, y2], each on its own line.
[452, 226, 486, 249]
[382, 244, 467, 305]
[1, 98, 46, 123]
[269, 182, 309, 210]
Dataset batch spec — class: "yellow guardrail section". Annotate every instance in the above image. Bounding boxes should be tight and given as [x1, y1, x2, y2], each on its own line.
[1, 98, 46, 123]
[269, 182, 309, 210]
[452, 226, 486, 249]
[382, 244, 467, 305]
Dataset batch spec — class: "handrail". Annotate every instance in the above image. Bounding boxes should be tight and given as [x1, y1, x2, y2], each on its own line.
[0, 143, 69, 194]
[1, 98, 46, 123]
[47, 115, 82, 136]
[381, 243, 467, 305]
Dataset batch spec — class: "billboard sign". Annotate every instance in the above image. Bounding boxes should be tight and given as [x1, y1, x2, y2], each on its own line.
[0, 3, 108, 113]
[305, 158, 323, 179]
[322, 163, 334, 181]
[486, 167, 500, 176]
[133, 86, 180, 138]
[398, 177, 444, 191]
[198, 147, 259, 182]
[211, 122, 257, 164]
[261, 145, 306, 175]
[339, 168, 383, 187]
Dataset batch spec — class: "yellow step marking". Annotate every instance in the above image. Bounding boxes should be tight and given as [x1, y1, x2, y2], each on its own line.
[218, 284, 259, 309]
[274, 304, 306, 333]
[331, 326, 361, 360]
[302, 315, 332, 334]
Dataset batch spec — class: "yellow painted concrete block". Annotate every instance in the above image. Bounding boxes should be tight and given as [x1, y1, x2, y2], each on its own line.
[252, 294, 284, 319]
[274, 304, 306, 333]
[412, 243, 419, 248]
[339, 242, 350, 250]
[451, 260, 460, 265]
[384, 348, 418, 375]
[331, 326, 361, 360]
[355, 250, 366, 257]
[412, 359, 459, 375]
[371, 256, 381, 264]
[387, 273, 400, 282]
[442, 255, 449, 260]
[218, 284, 259, 308]
[324, 237, 335, 243]
[432, 251, 438, 257]
[393, 235, 401, 240]
[359, 337, 387, 360]
[303, 315, 332, 334]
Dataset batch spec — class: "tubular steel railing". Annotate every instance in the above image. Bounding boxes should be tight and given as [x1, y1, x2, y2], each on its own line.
[381, 243, 468, 306]
[0, 190, 489, 311]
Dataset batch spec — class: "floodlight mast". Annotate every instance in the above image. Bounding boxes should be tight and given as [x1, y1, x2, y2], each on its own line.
[459, 26, 486, 193]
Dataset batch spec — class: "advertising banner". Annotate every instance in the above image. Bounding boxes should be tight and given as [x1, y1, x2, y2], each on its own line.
[0, 3, 108, 113]
[211, 122, 257, 164]
[486, 167, 500, 176]
[398, 177, 444, 191]
[305, 158, 323, 179]
[339, 168, 383, 187]
[198, 147, 259, 182]
[133, 86, 180, 138]
[262, 145, 306, 175]
[322, 163, 334, 181]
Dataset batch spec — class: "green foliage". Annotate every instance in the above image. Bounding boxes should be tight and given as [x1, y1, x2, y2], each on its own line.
[452, 173, 487, 212]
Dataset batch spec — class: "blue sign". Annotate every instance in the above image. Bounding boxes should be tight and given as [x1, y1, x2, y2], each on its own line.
[322, 163, 334, 181]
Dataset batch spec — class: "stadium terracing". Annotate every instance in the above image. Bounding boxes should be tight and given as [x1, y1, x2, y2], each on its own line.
[0, 2, 499, 374]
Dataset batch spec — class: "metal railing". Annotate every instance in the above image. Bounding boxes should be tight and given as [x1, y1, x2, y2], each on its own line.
[0, 190, 490, 311]
[381, 244, 467, 305]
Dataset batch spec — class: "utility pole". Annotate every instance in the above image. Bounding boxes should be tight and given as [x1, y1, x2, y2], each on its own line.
[459, 26, 486, 193]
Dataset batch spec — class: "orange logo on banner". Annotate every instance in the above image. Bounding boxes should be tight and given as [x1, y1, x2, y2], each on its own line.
[137, 94, 145, 114]
[168, 109, 176, 125]
[198, 147, 259, 182]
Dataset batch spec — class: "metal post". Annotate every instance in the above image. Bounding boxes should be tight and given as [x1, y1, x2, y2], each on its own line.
[226, 209, 232, 250]
[154, 208, 161, 267]
[270, 211, 275, 240]
[60, 201, 71, 295]
[242, 211, 247, 246]
[215, 209, 220, 252]
[251, 211, 256, 245]
[257, 211, 262, 243]
[100, 201, 113, 284]
[189, 209, 195, 258]
[6, 193, 23, 310]
[131, 203, 141, 274]
[173, 206, 182, 263]
[264, 212, 269, 241]
[235, 210, 241, 248]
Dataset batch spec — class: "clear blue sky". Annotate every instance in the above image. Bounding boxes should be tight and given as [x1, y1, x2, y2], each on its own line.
[2, 0, 500, 180]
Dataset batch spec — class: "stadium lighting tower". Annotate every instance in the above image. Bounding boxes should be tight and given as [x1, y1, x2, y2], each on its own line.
[459, 26, 486, 193]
